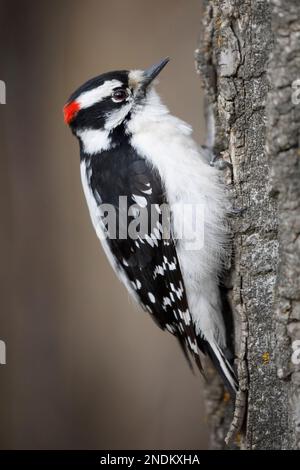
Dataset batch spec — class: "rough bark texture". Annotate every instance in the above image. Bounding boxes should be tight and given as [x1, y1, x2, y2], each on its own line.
[267, 0, 300, 449]
[196, 0, 300, 449]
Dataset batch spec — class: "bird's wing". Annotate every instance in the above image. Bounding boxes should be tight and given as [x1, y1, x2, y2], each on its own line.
[83, 149, 202, 370]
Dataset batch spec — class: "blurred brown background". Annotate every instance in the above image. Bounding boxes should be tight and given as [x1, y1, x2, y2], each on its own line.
[0, 0, 208, 449]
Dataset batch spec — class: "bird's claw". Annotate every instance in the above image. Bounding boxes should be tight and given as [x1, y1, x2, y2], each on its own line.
[210, 157, 233, 171]
[229, 207, 246, 217]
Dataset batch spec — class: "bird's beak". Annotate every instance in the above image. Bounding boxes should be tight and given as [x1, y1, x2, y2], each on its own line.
[142, 57, 170, 88]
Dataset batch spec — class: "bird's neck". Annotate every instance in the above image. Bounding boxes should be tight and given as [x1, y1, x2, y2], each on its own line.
[77, 89, 169, 159]
[78, 121, 131, 160]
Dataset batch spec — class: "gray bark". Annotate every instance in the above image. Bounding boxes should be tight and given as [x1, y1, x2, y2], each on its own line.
[196, 0, 300, 449]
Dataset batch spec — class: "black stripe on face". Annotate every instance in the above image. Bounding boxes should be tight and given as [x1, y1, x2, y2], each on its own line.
[67, 71, 131, 131]
[71, 95, 131, 130]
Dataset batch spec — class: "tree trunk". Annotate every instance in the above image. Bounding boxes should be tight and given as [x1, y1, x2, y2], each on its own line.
[196, 0, 300, 450]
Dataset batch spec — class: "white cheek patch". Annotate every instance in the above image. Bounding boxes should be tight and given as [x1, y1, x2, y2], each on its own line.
[77, 128, 111, 154]
[77, 79, 123, 109]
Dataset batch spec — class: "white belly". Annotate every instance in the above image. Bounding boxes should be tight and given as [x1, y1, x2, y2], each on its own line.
[128, 107, 229, 345]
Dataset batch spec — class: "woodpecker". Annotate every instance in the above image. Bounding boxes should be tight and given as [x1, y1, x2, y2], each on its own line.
[64, 58, 238, 395]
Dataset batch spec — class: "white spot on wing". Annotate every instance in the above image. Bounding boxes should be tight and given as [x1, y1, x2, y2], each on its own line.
[148, 292, 156, 304]
[153, 265, 164, 278]
[145, 305, 153, 314]
[132, 195, 147, 208]
[150, 232, 158, 247]
[165, 324, 175, 333]
[182, 309, 191, 325]
[145, 234, 154, 247]
[163, 297, 172, 307]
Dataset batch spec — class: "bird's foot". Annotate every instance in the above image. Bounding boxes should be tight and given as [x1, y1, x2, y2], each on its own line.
[210, 157, 233, 171]
[201, 146, 232, 170]
[228, 207, 246, 217]
[207, 150, 232, 171]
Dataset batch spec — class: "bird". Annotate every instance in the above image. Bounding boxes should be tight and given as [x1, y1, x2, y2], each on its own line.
[63, 58, 238, 396]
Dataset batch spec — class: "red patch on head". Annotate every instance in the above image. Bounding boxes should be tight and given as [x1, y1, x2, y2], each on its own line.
[63, 101, 80, 124]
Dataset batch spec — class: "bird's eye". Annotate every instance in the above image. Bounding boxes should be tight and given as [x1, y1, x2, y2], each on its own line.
[112, 88, 128, 103]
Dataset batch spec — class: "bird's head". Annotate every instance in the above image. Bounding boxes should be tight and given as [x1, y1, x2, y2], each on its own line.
[63, 58, 169, 136]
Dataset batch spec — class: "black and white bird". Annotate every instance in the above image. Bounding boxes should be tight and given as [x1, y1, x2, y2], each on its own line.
[64, 58, 238, 395]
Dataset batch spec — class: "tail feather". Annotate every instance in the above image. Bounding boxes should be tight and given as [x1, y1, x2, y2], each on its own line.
[205, 340, 238, 397]
[176, 335, 194, 372]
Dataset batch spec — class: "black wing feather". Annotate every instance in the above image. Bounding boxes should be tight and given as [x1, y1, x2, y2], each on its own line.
[87, 145, 202, 369]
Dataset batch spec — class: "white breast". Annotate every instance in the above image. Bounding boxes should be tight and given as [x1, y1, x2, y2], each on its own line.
[128, 89, 229, 345]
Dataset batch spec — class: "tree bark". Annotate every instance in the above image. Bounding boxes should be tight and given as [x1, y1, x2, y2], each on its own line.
[196, 0, 300, 450]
